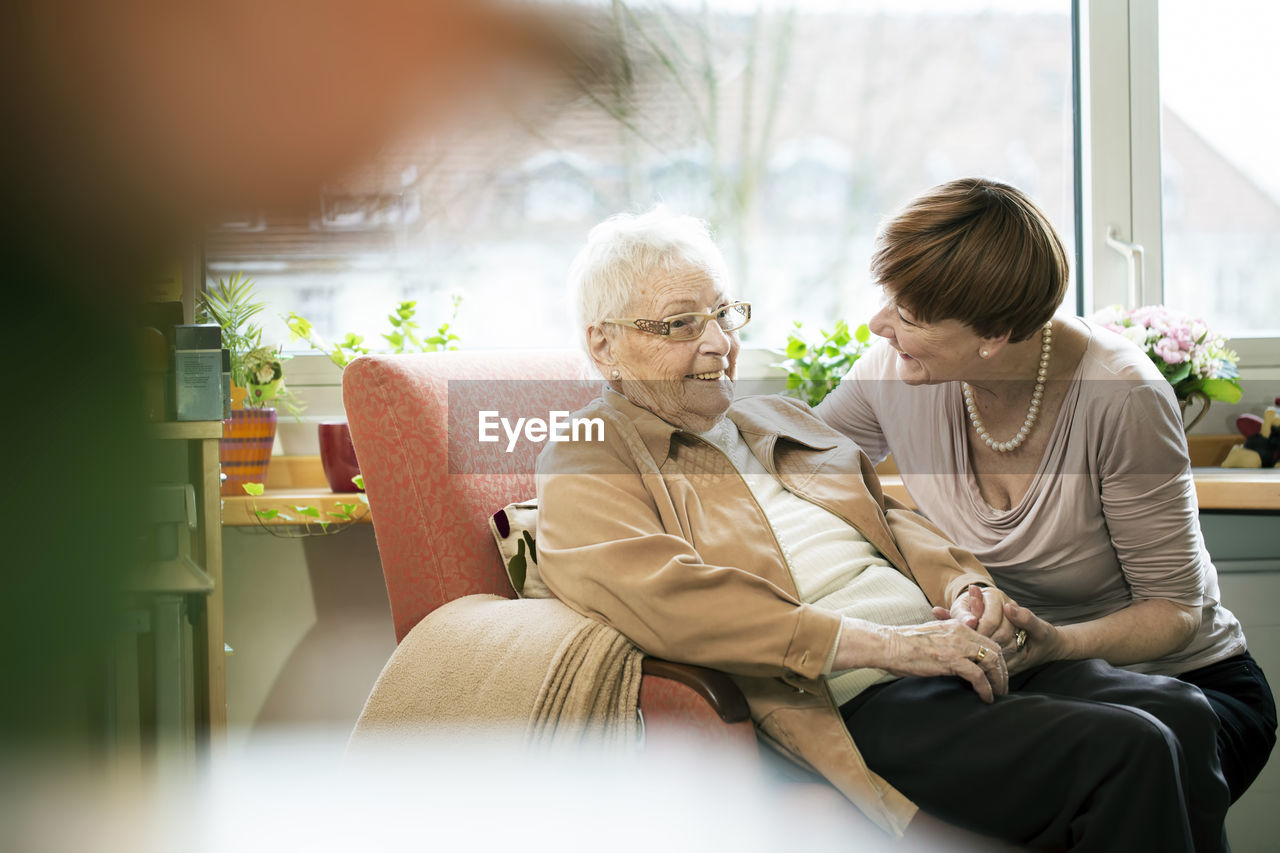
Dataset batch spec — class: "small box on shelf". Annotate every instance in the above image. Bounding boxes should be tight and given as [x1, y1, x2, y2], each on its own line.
[173, 324, 224, 421]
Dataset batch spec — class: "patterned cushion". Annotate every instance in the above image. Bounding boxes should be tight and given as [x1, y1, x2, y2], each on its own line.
[488, 499, 550, 599]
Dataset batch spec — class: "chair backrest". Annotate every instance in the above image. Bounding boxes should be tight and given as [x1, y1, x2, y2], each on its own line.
[343, 350, 599, 642]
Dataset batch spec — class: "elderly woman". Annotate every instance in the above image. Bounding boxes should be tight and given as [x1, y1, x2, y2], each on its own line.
[535, 207, 1228, 850]
[818, 177, 1277, 808]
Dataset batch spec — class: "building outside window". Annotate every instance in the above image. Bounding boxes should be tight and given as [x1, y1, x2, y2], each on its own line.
[1158, 1, 1280, 337]
[205, 0, 1277, 369]
[206, 0, 1075, 354]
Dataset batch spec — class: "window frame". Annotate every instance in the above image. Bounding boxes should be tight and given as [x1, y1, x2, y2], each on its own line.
[1079, 0, 1279, 370]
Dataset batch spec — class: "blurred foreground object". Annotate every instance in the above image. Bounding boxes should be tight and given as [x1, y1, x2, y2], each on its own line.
[0, 0, 604, 754]
[2, 0, 598, 236]
[3, 734, 896, 853]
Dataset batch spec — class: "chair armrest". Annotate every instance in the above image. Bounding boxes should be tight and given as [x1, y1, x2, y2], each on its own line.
[640, 658, 750, 724]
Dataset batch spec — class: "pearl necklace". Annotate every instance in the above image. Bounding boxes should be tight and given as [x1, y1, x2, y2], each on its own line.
[962, 320, 1053, 453]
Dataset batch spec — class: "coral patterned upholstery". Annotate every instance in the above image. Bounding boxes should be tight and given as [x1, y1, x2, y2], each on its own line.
[342, 349, 758, 753]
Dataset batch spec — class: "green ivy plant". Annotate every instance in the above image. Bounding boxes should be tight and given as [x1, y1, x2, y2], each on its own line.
[772, 319, 872, 407]
[285, 295, 462, 369]
[241, 481, 368, 538]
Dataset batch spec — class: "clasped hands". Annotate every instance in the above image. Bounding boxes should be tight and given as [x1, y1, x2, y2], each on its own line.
[837, 585, 1065, 704]
[933, 584, 1066, 679]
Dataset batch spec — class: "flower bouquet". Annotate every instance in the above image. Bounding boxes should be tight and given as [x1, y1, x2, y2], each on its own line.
[1091, 304, 1243, 405]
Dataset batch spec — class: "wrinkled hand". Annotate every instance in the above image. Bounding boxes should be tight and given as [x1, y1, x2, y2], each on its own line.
[880, 620, 1008, 703]
[999, 601, 1069, 674]
[932, 584, 1016, 655]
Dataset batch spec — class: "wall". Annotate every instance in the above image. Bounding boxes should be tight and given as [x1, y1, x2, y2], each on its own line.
[1202, 514, 1280, 852]
[221, 524, 393, 761]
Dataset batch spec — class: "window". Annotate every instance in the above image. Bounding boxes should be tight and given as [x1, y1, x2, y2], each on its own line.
[206, 1, 1077, 354]
[1158, 1, 1280, 338]
[1080, 0, 1279, 373]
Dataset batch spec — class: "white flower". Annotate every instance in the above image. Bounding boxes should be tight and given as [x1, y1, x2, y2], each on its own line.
[1121, 325, 1149, 349]
[254, 363, 278, 385]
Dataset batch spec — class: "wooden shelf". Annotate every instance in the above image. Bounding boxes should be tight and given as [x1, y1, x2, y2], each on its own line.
[1189, 469, 1280, 512]
[147, 420, 223, 441]
[877, 470, 1280, 512]
[875, 436, 1278, 512]
[1187, 434, 1246, 468]
[222, 489, 371, 527]
[221, 454, 369, 526]
[225, 470, 1276, 523]
[232, 445, 1275, 530]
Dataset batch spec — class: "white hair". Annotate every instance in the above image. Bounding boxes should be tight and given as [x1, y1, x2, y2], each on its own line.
[567, 206, 731, 355]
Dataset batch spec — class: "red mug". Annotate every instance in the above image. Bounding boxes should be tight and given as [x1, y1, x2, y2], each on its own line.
[318, 421, 362, 493]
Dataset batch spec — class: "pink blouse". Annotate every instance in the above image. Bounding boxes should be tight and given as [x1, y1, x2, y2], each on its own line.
[816, 318, 1245, 675]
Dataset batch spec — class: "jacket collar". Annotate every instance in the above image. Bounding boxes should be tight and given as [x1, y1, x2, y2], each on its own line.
[602, 388, 837, 467]
[729, 395, 839, 452]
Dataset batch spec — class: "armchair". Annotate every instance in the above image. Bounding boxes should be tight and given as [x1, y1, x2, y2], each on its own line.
[342, 349, 756, 752]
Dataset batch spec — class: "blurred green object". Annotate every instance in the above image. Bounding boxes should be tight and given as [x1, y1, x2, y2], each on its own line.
[772, 319, 872, 407]
[2, 256, 147, 754]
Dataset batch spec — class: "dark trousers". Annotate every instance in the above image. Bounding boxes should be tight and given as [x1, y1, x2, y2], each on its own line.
[1177, 651, 1278, 803]
[841, 659, 1230, 852]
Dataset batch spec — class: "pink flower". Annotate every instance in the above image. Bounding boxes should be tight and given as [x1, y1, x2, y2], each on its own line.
[1153, 336, 1187, 364]
[1088, 304, 1240, 403]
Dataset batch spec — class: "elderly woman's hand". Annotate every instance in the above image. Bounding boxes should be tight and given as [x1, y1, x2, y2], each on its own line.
[836, 617, 1008, 703]
[882, 621, 1010, 702]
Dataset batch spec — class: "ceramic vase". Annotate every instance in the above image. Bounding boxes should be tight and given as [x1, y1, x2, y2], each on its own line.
[221, 407, 278, 495]
[318, 420, 361, 493]
[1179, 390, 1211, 433]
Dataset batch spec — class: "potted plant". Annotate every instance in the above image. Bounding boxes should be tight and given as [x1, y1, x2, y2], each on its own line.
[771, 319, 872, 408]
[199, 273, 303, 495]
[284, 296, 461, 492]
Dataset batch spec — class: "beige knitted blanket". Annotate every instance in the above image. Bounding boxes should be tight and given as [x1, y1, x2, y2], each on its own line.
[349, 594, 643, 751]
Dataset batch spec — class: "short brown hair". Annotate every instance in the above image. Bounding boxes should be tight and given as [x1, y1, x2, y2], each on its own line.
[871, 177, 1069, 342]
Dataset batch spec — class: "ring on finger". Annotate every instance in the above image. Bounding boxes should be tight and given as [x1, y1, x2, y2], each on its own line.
[974, 646, 989, 662]
[1014, 629, 1028, 652]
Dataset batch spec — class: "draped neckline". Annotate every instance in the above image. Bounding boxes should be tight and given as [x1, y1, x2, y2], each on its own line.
[950, 320, 1094, 526]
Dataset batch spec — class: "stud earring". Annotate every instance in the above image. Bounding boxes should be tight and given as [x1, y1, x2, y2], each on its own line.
[611, 368, 621, 379]
[980, 349, 990, 359]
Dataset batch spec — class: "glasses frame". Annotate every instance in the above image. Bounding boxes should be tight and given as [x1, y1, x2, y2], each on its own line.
[602, 301, 751, 341]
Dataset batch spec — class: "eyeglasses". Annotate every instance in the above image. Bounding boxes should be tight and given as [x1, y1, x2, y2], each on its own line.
[603, 302, 751, 341]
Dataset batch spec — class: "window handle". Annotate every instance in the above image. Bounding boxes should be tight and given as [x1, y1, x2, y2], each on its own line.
[1105, 227, 1145, 308]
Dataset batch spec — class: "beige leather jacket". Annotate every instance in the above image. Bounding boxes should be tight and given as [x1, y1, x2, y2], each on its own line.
[535, 389, 993, 835]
